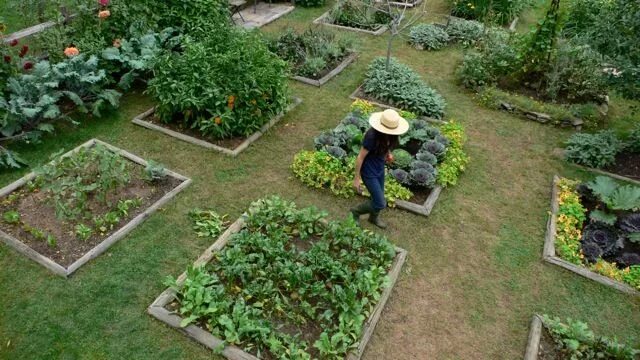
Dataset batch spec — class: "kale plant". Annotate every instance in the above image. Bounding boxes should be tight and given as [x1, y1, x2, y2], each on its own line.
[581, 223, 621, 261]
[325, 145, 347, 159]
[410, 160, 434, 172]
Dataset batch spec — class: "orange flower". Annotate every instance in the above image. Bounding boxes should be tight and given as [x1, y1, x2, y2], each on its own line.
[112, 39, 121, 48]
[214, 117, 222, 125]
[64, 47, 79, 57]
[227, 95, 235, 110]
[98, 10, 111, 19]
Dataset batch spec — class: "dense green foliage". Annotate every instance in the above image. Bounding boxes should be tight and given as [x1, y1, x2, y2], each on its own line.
[450, 0, 528, 24]
[269, 27, 354, 79]
[444, 17, 485, 46]
[564, 131, 624, 169]
[542, 315, 639, 359]
[147, 31, 289, 139]
[296, 0, 326, 7]
[188, 209, 228, 239]
[327, 0, 391, 31]
[167, 196, 397, 359]
[363, 57, 446, 119]
[409, 24, 450, 51]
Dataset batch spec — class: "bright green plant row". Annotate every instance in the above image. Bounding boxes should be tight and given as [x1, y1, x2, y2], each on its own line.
[166, 196, 397, 359]
[409, 18, 485, 51]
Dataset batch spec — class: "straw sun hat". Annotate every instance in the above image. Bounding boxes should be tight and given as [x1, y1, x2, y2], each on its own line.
[369, 109, 409, 136]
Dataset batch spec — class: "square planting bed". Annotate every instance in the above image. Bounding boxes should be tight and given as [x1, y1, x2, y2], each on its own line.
[0, 139, 191, 277]
[132, 97, 302, 157]
[349, 84, 447, 124]
[313, 11, 388, 36]
[292, 52, 358, 87]
[149, 198, 407, 359]
[544, 175, 640, 296]
[395, 187, 443, 217]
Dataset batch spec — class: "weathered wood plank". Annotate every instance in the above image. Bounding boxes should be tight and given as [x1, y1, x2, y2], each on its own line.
[523, 315, 542, 360]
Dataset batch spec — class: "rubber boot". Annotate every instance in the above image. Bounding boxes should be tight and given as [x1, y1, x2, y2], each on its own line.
[350, 201, 374, 226]
[368, 209, 387, 229]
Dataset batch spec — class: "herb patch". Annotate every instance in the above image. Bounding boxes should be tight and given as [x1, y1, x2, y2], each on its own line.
[524, 315, 639, 360]
[292, 100, 468, 217]
[313, 1, 390, 36]
[0, 139, 190, 277]
[544, 176, 640, 295]
[149, 196, 406, 360]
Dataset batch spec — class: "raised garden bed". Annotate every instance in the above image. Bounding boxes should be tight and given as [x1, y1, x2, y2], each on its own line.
[376, 0, 423, 8]
[524, 315, 639, 359]
[132, 98, 302, 157]
[313, 11, 388, 36]
[292, 52, 358, 87]
[544, 175, 640, 296]
[0, 139, 191, 277]
[292, 100, 468, 217]
[149, 197, 407, 359]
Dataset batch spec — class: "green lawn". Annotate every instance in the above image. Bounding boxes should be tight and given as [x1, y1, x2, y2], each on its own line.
[0, 2, 639, 360]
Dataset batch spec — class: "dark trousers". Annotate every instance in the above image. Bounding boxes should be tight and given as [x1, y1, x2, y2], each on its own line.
[362, 174, 386, 211]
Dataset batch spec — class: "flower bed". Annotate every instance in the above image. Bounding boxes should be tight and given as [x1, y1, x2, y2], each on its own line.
[292, 100, 469, 217]
[312, 0, 390, 36]
[148, 196, 407, 359]
[0, 139, 191, 277]
[524, 315, 639, 360]
[564, 127, 640, 183]
[544, 176, 640, 295]
[269, 27, 358, 87]
[351, 58, 447, 120]
[132, 98, 301, 156]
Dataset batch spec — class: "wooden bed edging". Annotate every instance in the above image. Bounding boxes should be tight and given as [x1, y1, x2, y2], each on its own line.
[292, 52, 358, 87]
[132, 97, 302, 157]
[543, 175, 640, 296]
[523, 315, 543, 360]
[0, 139, 192, 278]
[349, 84, 447, 124]
[148, 214, 408, 360]
[395, 185, 443, 217]
[313, 12, 388, 36]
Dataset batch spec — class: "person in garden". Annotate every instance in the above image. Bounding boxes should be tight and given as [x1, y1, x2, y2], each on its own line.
[352, 109, 409, 228]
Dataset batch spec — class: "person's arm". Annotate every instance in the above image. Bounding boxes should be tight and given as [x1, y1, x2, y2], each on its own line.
[353, 147, 368, 194]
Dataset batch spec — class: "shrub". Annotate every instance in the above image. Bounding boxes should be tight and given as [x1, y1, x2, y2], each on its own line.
[391, 149, 412, 170]
[408, 24, 450, 51]
[363, 57, 446, 119]
[456, 31, 519, 89]
[445, 18, 485, 45]
[450, 0, 528, 24]
[628, 125, 640, 153]
[147, 31, 289, 139]
[564, 130, 624, 168]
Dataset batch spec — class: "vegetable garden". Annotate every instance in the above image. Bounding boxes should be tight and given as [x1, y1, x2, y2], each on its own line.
[0, 0, 639, 358]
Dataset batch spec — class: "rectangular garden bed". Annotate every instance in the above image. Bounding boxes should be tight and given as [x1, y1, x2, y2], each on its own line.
[376, 0, 422, 8]
[292, 52, 358, 87]
[132, 97, 302, 157]
[0, 139, 191, 277]
[313, 11, 388, 36]
[148, 197, 407, 359]
[543, 175, 640, 296]
[349, 84, 447, 124]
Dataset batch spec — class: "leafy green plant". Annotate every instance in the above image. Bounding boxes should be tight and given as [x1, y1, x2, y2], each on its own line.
[188, 209, 229, 238]
[328, 0, 391, 31]
[450, 0, 528, 24]
[391, 149, 412, 170]
[436, 121, 469, 187]
[587, 176, 640, 211]
[541, 315, 639, 359]
[296, 0, 326, 7]
[2, 210, 20, 224]
[408, 24, 450, 51]
[363, 57, 446, 119]
[564, 130, 624, 168]
[626, 125, 640, 153]
[445, 17, 485, 45]
[116, 198, 142, 217]
[143, 160, 167, 182]
[75, 223, 93, 241]
[147, 30, 289, 139]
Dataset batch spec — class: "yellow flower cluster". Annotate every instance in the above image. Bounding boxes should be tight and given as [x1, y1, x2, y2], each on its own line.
[350, 99, 375, 116]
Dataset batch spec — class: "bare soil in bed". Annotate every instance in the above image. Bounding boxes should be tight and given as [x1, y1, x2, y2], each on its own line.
[408, 187, 433, 205]
[537, 327, 561, 360]
[146, 115, 248, 150]
[0, 164, 180, 267]
[604, 151, 640, 181]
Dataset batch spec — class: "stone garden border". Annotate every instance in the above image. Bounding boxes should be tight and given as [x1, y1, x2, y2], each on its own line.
[395, 186, 443, 217]
[148, 214, 408, 360]
[543, 175, 640, 296]
[313, 11, 388, 36]
[349, 84, 447, 124]
[0, 139, 192, 278]
[523, 315, 543, 360]
[292, 52, 358, 87]
[132, 98, 302, 157]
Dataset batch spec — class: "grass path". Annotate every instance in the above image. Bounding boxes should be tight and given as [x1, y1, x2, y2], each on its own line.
[0, 3, 639, 359]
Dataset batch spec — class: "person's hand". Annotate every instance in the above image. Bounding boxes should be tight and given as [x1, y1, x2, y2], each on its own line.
[353, 177, 361, 194]
[386, 152, 394, 163]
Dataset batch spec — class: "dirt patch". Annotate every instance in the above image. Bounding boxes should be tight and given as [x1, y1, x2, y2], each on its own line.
[604, 151, 640, 181]
[288, 234, 321, 253]
[145, 115, 248, 150]
[0, 161, 180, 267]
[538, 327, 561, 360]
[408, 187, 433, 205]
